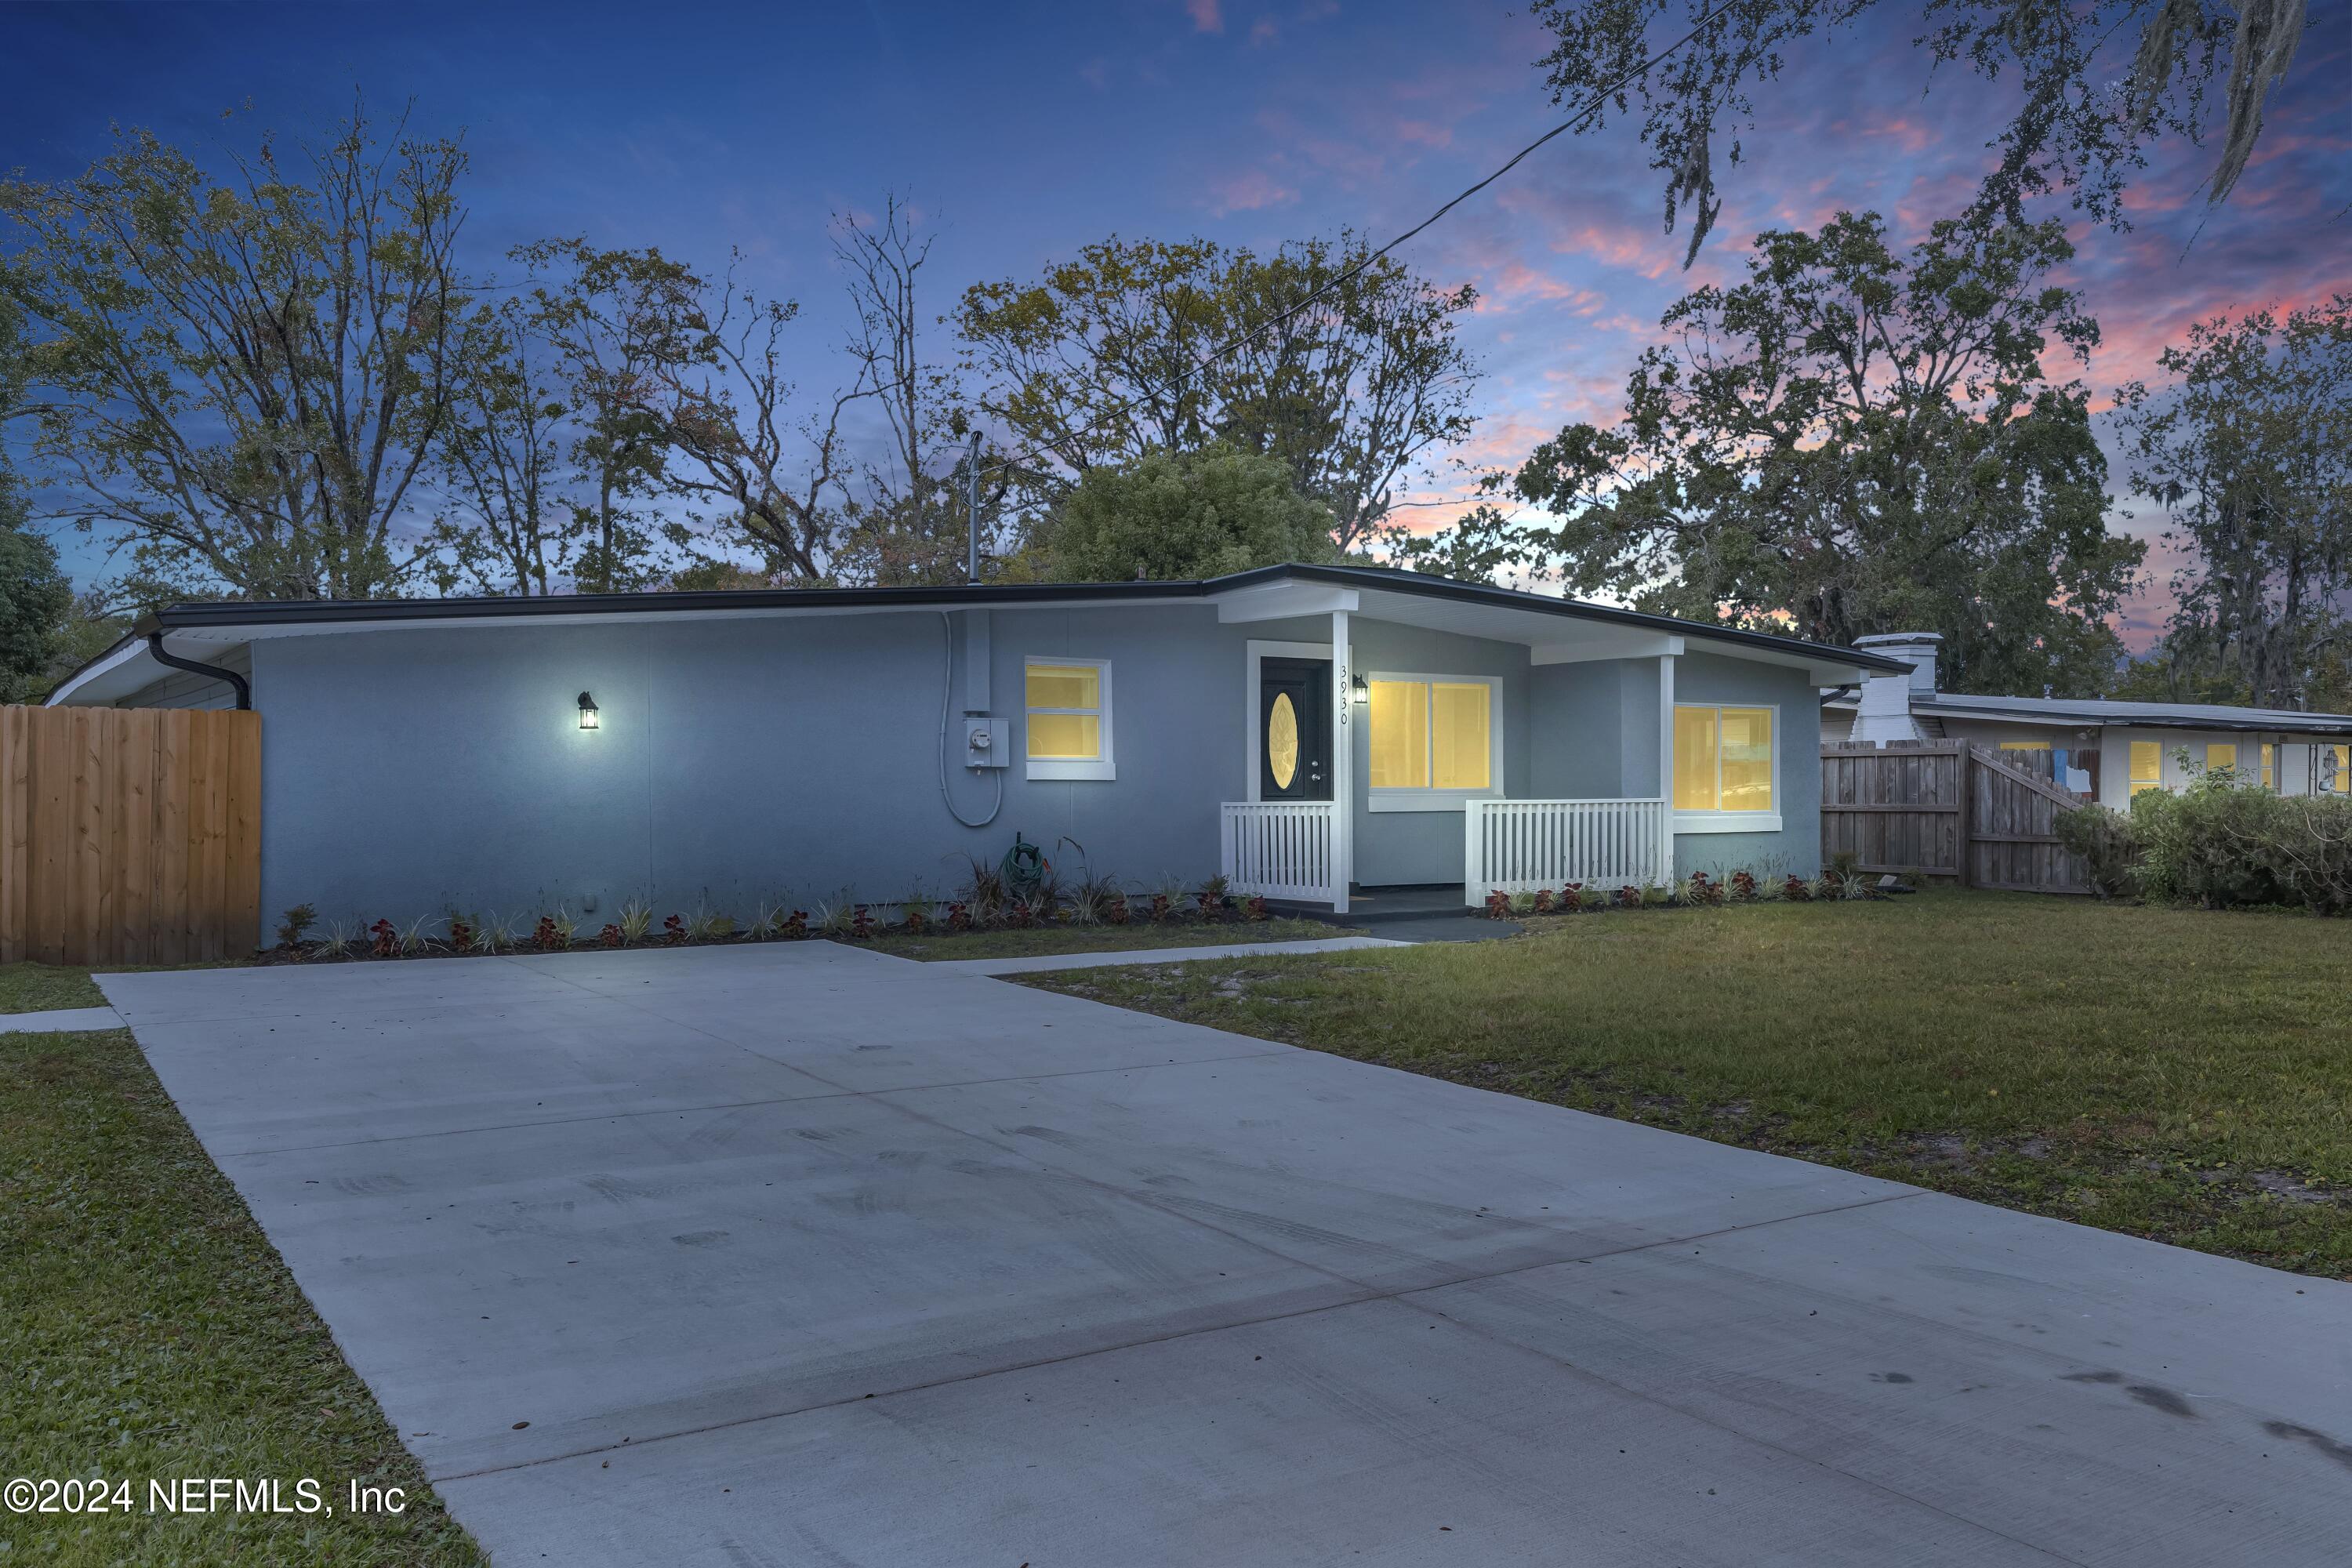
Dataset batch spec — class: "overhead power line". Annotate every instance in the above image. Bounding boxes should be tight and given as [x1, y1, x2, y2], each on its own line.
[977, 0, 1737, 485]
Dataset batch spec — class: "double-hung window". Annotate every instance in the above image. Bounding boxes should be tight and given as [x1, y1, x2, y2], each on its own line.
[2262, 743, 2275, 790]
[2129, 741, 2163, 797]
[1025, 658, 1113, 781]
[1366, 674, 1498, 811]
[2332, 744, 2350, 796]
[1672, 705, 1778, 830]
[2205, 742, 2238, 776]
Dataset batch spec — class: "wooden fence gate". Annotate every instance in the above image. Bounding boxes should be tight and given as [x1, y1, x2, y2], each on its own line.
[0, 705, 262, 965]
[1820, 740, 2092, 895]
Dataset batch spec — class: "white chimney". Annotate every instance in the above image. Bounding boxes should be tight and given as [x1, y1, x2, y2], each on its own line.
[1848, 632, 1940, 746]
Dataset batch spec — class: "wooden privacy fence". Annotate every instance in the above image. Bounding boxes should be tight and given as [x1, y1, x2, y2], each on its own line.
[0, 705, 261, 965]
[1820, 740, 2092, 895]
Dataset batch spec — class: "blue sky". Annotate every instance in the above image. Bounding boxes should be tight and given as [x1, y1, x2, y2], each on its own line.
[4, 0, 2347, 644]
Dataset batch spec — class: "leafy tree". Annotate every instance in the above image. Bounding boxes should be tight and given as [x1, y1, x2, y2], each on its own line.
[2112, 295, 2352, 710]
[0, 103, 467, 601]
[1528, 0, 2314, 266]
[1036, 445, 1340, 583]
[956, 234, 1477, 550]
[1510, 209, 2140, 695]
[0, 297, 71, 699]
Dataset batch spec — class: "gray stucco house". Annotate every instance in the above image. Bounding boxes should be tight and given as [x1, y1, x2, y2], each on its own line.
[1824, 631, 2352, 807]
[49, 564, 1903, 919]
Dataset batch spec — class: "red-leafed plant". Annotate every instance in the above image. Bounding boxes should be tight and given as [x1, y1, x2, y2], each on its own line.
[597, 923, 623, 948]
[1105, 894, 1131, 925]
[1783, 874, 1813, 902]
[1243, 894, 1269, 921]
[662, 913, 685, 945]
[447, 916, 473, 950]
[946, 901, 971, 932]
[1148, 892, 1172, 923]
[1616, 884, 1642, 908]
[1730, 869, 1758, 901]
[369, 918, 397, 957]
[1532, 887, 1555, 914]
[1484, 888, 1512, 918]
[903, 905, 927, 936]
[781, 909, 810, 938]
[532, 915, 562, 952]
[850, 905, 876, 940]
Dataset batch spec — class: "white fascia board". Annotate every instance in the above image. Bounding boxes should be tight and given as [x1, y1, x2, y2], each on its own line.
[184, 594, 1181, 645]
[1212, 583, 1359, 624]
[1530, 633, 1682, 665]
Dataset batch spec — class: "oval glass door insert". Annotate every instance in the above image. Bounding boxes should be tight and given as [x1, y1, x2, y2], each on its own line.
[1268, 692, 1300, 789]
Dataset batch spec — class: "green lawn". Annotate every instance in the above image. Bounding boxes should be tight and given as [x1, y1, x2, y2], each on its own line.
[0, 962, 111, 1014]
[1018, 890, 2352, 1279]
[855, 916, 1351, 961]
[0, 1028, 484, 1566]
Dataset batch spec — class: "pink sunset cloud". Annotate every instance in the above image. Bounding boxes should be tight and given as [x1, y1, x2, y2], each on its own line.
[1185, 0, 1223, 34]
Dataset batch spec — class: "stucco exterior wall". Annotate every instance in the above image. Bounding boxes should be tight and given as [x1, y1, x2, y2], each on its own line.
[253, 606, 1261, 924]
[1670, 652, 1822, 880]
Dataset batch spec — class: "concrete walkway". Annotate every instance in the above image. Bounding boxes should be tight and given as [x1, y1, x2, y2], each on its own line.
[102, 946, 2352, 1566]
[926, 933, 1408, 975]
[1, 1004, 123, 1033]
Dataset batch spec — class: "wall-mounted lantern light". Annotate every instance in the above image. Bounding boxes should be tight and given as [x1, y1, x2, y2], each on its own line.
[1349, 673, 1369, 705]
[577, 691, 600, 731]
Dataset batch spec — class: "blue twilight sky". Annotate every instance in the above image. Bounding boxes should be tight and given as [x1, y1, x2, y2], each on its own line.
[3, 0, 2347, 644]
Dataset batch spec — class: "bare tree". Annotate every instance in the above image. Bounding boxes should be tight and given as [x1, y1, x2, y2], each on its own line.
[0, 101, 466, 601]
[430, 299, 572, 595]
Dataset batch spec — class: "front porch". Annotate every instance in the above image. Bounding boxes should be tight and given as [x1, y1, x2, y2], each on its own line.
[1200, 573, 1854, 915]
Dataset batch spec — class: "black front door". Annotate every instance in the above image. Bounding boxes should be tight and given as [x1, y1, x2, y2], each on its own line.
[1259, 658, 1333, 800]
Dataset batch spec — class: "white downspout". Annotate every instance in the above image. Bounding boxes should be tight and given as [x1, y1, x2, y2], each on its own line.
[1331, 607, 1352, 916]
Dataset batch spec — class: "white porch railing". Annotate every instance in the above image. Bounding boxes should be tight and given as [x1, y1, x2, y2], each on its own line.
[1464, 798, 1668, 903]
[1221, 801, 1339, 906]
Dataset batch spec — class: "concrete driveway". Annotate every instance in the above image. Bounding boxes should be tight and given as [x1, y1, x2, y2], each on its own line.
[106, 944, 2350, 1566]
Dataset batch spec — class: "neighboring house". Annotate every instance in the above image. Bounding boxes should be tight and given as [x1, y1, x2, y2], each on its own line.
[1824, 633, 2352, 807]
[47, 564, 1903, 918]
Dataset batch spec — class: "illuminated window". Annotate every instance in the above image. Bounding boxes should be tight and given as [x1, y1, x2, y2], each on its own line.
[1367, 676, 1495, 804]
[2129, 741, 2162, 797]
[1675, 706, 1776, 819]
[2262, 744, 2274, 790]
[1999, 739, 2051, 751]
[1025, 658, 1112, 780]
[2333, 744, 2351, 796]
[2205, 742, 2237, 777]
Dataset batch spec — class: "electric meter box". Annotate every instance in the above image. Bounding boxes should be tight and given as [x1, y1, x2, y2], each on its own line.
[964, 717, 1008, 769]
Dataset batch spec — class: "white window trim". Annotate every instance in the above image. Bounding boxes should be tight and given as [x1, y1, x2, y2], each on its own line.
[1672, 701, 1784, 834]
[1363, 670, 1503, 814]
[1024, 655, 1114, 781]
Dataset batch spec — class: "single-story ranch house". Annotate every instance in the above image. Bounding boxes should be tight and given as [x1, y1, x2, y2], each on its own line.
[49, 564, 1905, 919]
[1825, 632, 2352, 806]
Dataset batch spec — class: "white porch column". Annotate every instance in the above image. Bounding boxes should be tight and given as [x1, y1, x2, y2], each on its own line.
[1657, 650, 1676, 885]
[1331, 607, 1352, 915]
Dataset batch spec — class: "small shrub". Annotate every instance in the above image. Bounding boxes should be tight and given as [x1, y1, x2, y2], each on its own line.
[597, 922, 624, 948]
[550, 906, 579, 946]
[1729, 869, 1758, 902]
[276, 903, 318, 949]
[1148, 891, 1173, 923]
[1615, 884, 1641, 909]
[1639, 883, 1671, 909]
[662, 913, 685, 946]
[2055, 804, 2140, 898]
[1243, 894, 1269, 921]
[368, 918, 397, 958]
[318, 919, 354, 959]
[1532, 887, 1555, 914]
[957, 855, 1007, 926]
[849, 905, 876, 940]
[902, 902, 928, 935]
[1781, 874, 1812, 902]
[1484, 888, 1513, 919]
[1104, 893, 1131, 925]
[1508, 890, 1538, 916]
[1559, 883, 1586, 912]
[688, 908, 736, 942]
[531, 915, 562, 952]
[779, 909, 809, 939]
[618, 899, 655, 942]
[446, 915, 473, 951]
